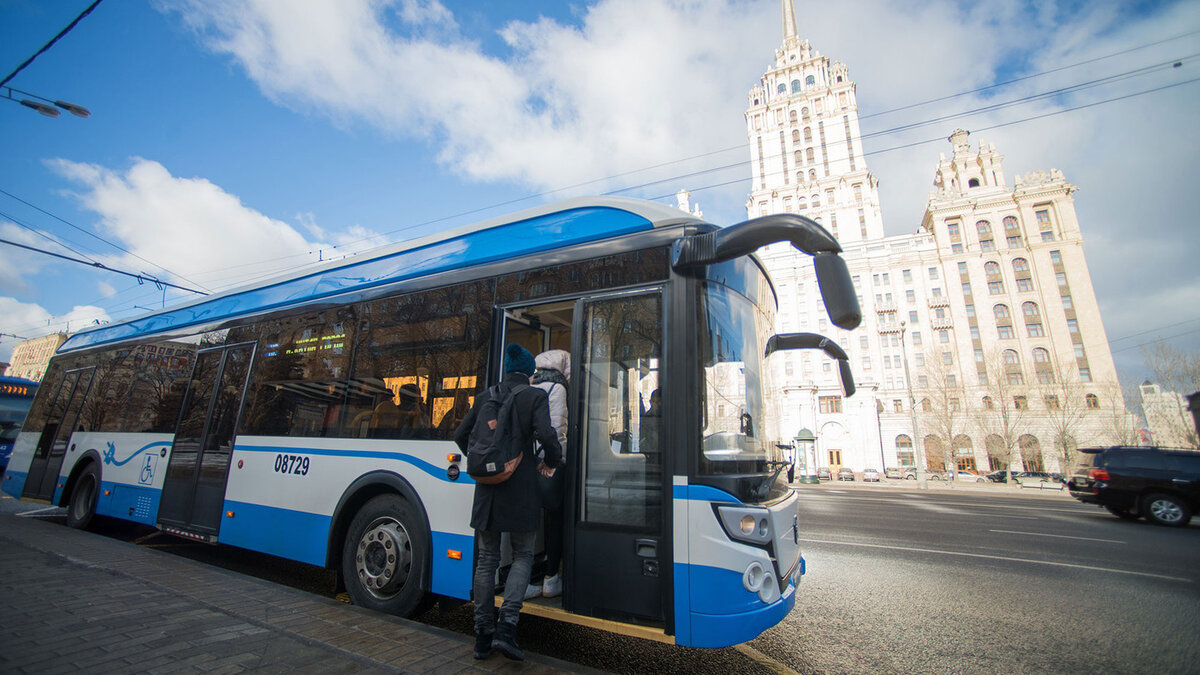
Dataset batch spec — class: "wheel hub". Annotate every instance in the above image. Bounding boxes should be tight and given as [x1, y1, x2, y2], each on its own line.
[1149, 499, 1182, 523]
[355, 518, 412, 599]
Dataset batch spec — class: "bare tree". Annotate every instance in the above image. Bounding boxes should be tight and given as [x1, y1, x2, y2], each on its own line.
[1141, 343, 1200, 449]
[917, 349, 967, 476]
[973, 349, 1029, 484]
[1038, 354, 1090, 473]
[1102, 380, 1143, 446]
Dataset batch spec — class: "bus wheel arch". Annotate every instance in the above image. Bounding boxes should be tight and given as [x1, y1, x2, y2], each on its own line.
[330, 472, 434, 617]
[64, 454, 102, 530]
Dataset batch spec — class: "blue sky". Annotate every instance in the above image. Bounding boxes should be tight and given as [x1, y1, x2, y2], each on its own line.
[1, 0, 1198, 382]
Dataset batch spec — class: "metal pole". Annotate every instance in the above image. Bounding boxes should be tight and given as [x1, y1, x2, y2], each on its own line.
[899, 321, 928, 489]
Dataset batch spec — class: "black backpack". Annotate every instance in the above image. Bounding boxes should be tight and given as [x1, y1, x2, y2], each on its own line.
[465, 382, 528, 484]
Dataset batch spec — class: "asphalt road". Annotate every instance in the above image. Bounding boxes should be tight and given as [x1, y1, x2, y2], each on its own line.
[4, 483, 1197, 673]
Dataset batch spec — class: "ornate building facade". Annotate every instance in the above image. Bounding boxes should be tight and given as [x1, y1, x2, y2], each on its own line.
[7, 333, 69, 382]
[749, 1, 1123, 475]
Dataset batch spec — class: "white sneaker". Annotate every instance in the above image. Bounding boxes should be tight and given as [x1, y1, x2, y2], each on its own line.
[542, 574, 562, 598]
[524, 584, 542, 600]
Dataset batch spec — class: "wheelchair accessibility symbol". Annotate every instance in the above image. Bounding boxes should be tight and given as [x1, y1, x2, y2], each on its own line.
[139, 454, 157, 485]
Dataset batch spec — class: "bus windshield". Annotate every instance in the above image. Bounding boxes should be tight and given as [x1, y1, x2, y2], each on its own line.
[698, 260, 781, 474]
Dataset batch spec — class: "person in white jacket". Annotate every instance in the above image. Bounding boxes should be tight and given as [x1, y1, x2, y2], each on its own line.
[528, 348, 569, 598]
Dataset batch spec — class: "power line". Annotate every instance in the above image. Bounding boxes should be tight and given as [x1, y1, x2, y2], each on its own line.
[0, 0, 106, 88]
[0, 187, 211, 292]
[1109, 317, 1200, 344]
[1110, 327, 1200, 354]
[0, 236, 207, 295]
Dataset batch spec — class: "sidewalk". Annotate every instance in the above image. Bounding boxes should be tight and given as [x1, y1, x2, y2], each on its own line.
[0, 512, 579, 674]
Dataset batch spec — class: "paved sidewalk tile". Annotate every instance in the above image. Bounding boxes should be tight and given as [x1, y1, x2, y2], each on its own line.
[0, 513, 580, 673]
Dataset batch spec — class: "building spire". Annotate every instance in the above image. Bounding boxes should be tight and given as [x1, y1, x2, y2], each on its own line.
[782, 0, 798, 41]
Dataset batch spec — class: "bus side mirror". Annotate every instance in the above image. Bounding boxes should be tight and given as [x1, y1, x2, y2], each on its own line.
[764, 332, 856, 397]
[814, 253, 861, 330]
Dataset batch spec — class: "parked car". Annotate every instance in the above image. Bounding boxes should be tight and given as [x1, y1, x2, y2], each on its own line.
[884, 466, 903, 479]
[903, 467, 944, 481]
[1069, 446, 1200, 527]
[952, 469, 987, 482]
[837, 467, 855, 481]
[817, 467, 832, 481]
[862, 468, 881, 482]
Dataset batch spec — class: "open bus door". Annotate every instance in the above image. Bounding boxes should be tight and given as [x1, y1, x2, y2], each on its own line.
[566, 289, 666, 624]
[157, 343, 254, 539]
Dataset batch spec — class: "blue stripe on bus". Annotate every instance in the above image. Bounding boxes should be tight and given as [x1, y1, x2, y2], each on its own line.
[1, 470, 28, 498]
[430, 531, 474, 600]
[672, 484, 741, 504]
[97, 481, 161, 525]
[682, 563, 796, 648]
[219, 499, 332, 566]
[61, 206, 653, 352]
[234, 444, 470, 484]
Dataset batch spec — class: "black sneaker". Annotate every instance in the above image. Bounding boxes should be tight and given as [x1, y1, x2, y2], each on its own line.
[492, 622, 524, 661]
[473, 631, 494, 660]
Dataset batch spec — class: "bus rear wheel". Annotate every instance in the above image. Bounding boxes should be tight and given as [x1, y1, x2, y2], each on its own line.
[66, 463, 99, 530]
[341, 494, 430, 617]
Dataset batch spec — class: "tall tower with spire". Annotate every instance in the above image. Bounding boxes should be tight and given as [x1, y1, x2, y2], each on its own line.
[744, 0, 884, 243]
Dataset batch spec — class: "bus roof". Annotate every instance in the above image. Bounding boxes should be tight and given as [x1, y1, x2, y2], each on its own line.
[60, 197, 703, 354]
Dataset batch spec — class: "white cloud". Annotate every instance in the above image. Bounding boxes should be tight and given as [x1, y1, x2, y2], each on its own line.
[47, 157, 351, 290]
[154, 0, 1199, 372]
[0, 298, 110, 362]
[0, 222, 52, 296]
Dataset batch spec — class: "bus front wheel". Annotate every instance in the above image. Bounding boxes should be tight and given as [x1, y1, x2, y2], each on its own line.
[341, 494, 430, 617]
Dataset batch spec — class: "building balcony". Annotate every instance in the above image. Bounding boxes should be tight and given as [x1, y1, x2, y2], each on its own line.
[928, 296, 950, 308]
[931, 317, 953, 330]
[878, 324, 904, 335]
[874, 301, 897, 313]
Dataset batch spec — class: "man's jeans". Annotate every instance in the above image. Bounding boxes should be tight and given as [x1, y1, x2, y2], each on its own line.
[473, 530, 536, 633]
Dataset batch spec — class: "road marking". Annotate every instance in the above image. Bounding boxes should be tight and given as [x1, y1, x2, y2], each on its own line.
[797, 537, 1190, 582]
[734, 643, 798, 675]
[16, 506, 62, 517]
[989, 529, 1125, 544]
[795, 492, 1085, 514]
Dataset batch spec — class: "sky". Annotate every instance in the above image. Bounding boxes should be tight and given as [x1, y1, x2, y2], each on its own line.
[1, 0, 1198, 383]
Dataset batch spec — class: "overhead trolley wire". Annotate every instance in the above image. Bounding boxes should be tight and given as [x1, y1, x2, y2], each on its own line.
[0, 187, 212, 293]
[0, 236, 207, 296]
[0, 0, 106, 88]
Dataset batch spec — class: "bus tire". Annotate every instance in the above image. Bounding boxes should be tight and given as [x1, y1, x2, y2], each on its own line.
[66, 463, 100, 530]
[341, 494, 430, 617]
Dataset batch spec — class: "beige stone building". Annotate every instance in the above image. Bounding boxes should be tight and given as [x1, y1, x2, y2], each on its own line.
[7, 333, 69, 382]
[749, 1, 1123, 475]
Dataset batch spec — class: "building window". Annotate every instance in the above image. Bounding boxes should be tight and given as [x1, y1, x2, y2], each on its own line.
[1014, 395, 1028, 410]
[918, 375, 928, 387]
[1086, 393, 1099, 409]
[819, 395, 843, 414]
[1007, 235, 1023, 248]
[994, 304, 1011, 321]
[792, 79, 802, 93]
[968, 178, 980, 188]
[777, 83, 787, 94]
[929, 267, 939, 280]
[1080, 367, 1092, 382]
[1003, 349, 1020, 365]
[983, 396, 994, 410]
[981, 239, 996, 252]
[915, 353, 925, 366]
[1045, 395, 1060, 410]
[939, 329, 950, 343]
[951, 243, 963, 253]
[789, 110, 797, 123]
[1032, 347, 1050, 364]
[998, 325, 1014, 339]
[951, 397, 961, 411]
[906, 289, 916, 303]
[903, 269, 912, 283]
[947, 221, 960, 237]
[912, 330, 922, 345]
[1036, 209, 1053, 240]
[1050, 250, 1062, 265]
[1013, 258, 1030, 274]
[1016, 278, 1033, 292]
[988, 280, 1004, 295]
[806, 75, 815, 86]
[897, 435, 914, 465]
[893, 399, 903, 413]
[965, 304, 976, 318]
[1008, 372, 1024, 385]
[943, 352, 953, 365]
[1061, 295, 1074, 310]
[909, 311, 919, 325]
[984, 261, 1001, 275]
[1027, 323, 1044, 337]
[921, 399, 932, 412]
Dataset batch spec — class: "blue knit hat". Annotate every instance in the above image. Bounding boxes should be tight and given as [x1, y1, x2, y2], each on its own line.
[504, 343, 536, 376]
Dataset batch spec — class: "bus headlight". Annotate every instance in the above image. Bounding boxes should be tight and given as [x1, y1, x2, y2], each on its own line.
[757, 570, 780, 603]
[743, 561, 765, 592]
[717, 505, 773, 546]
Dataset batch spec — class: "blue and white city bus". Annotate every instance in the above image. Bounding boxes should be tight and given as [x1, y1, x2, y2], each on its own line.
[1, 197, 859, 648]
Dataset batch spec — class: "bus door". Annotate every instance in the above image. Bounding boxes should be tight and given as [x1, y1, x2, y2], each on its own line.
[157, 343, 254, 537]
[567, 290, 665, 623]
[23, 367, 95, 501]
[502, 309, 551, 356]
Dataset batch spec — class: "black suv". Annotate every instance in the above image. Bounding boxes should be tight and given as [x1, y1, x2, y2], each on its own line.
[1068, 446, 1200, 527]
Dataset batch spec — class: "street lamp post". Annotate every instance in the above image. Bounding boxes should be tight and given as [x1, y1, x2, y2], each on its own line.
[2, 86, 90, 118]
[898, 321, 929, 489]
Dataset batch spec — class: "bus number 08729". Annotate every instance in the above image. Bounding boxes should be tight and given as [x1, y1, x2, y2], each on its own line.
[273, 454, 310, 476]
